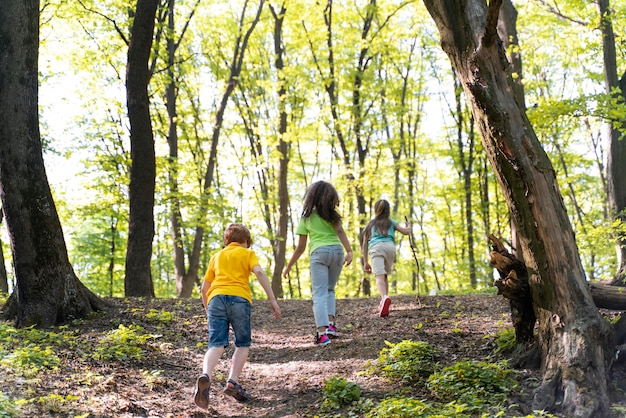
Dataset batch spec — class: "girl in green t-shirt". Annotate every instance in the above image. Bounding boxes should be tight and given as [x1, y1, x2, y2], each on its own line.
[283, 181, 353, 345]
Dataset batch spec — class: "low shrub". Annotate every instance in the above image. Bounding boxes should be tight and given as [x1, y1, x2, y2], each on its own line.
[427, 360, 515, 411]
[377, 340, 437, 383]
[321, 376, 362, 410]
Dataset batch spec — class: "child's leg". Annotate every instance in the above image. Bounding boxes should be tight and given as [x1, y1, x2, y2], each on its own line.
[375, 273, 388, 299]
[326, 245, 344, 324]
[203, 346, 225, 376]
[228, 346, 250, 383]
[311, 249, 331, 333]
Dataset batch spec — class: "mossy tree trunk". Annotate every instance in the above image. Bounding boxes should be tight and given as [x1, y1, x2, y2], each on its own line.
[422, 0, 615, 416]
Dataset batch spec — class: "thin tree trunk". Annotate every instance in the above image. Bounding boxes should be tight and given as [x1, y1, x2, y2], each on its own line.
[423, 0, 614, 415]
[163, 0, 201, 298]
[124, 0, 159, 297]
[186, 0, 266, 291]
[270, 2, 288, 299]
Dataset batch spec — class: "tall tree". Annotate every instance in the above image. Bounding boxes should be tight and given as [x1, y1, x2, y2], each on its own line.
[597, 0, 626, 286]
[0, 0, 107, 327]
[269, 1, 289, 299]
[184, 0, 266, 296]
[0, 210, 9, 293]
[161, 0, 201, 298]
[422, 0, 614, 416]
[124, 0, 160, 297]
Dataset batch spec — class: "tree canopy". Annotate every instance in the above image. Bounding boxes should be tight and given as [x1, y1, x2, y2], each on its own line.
[0, 0, 621, 303]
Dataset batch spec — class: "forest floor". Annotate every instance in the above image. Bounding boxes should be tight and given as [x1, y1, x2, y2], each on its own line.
[2, 293, 626, 417]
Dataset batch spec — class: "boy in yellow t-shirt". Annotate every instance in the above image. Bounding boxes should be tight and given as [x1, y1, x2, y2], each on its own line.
[194, 224, 281, 410]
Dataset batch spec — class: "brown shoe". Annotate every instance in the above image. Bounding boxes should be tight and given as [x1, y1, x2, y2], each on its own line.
[223, 379, 251, 402]
[193, 374, 210, 410]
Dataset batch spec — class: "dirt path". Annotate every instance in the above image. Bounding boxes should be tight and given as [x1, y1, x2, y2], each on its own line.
[4, 294, 525, 417]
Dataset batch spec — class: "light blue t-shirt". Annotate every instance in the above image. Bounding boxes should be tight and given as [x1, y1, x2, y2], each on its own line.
[368, 219, 398, 247]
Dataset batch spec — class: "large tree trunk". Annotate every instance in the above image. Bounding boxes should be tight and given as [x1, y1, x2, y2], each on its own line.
[422, 1, 614, 416]
[124, 0, 158, 297]
[0, 210, 8, 293]
[598, 0, 626, 286]
[0, 0, 107, 328]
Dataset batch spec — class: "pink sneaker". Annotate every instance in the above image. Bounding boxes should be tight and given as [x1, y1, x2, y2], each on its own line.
[379, 296, 391, 318]
[315, 332, 331, 346]
[326, 323, 338, 338]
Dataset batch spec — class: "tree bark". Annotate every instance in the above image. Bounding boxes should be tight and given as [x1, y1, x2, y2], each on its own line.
[0, 0, 107, 327]
[422, 1, 614, 416]
[124, 0, 159, 297]
[270, 3, 288, 299]
[597, 0, 626, 286]
[0, 210, 9, 293]
[185, 0, 265, 298]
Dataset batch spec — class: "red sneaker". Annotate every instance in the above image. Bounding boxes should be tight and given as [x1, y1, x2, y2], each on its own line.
[379, 296, 391, 318]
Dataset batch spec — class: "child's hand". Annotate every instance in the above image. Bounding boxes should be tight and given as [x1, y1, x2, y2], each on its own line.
[270, 300, 281, 319]
[363, 261, 372, 274]
[282, 266, 291, 278]
[343, 252, 353, 266]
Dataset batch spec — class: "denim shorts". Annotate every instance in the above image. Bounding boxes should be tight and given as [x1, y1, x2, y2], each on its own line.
[207, 295, 252, 348]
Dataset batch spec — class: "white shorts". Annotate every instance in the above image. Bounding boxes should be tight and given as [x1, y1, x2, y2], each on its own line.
[369, 241, 396, 276]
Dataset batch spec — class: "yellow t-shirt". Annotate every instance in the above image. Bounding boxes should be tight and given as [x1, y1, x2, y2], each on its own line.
[203, 242, 259, 304]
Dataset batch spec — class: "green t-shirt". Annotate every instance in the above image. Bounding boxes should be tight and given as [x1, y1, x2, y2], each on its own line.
[296, 211, 341, 254]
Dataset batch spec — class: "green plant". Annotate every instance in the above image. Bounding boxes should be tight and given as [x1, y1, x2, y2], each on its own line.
[145, 309, 174, 323]
[493, 328, 516, 354]
[1, 346, 59, 377]
[321, 376, 362, 410]
[93, 324, 153, 361]
[427, 360, 516, 410]
[366, 397, 469, 418]
[35, 393, 79, 414]
[0, 392, 21, 418]
[377, 340, 437, 383]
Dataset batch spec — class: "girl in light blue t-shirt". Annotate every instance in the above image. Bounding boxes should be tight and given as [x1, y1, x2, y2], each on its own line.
[362, 199, 411, 318]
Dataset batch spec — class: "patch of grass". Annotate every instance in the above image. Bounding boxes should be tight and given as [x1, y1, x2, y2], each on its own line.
[0, 392, 21, 418]
[427, 360, 516, 412]
[366, 397, 469, 418]
[376, 340, 437, 384]
[35, 393, 80, 415]
[1, 346, 59, 377]
[492, 327, 516, 354]
[93, 324, 153, 361]
[321, 376, 362, 411]
[145, 309, 175, 324]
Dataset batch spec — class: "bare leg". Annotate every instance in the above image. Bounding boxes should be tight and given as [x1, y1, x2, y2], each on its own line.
[203, 346, 225, 377]
[376, 274, 388, 299]
[228, 346, 250, 383]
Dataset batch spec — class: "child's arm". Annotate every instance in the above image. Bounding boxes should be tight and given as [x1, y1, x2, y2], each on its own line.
[334, 221, 353, 266]
[361, 232, 371, 273]
[252, 265, 282, 319]
[200, 280, 211, 311]
[396, 221, 412, 236]
[283, 234, 307, 277]
[201, 265, 214, 311]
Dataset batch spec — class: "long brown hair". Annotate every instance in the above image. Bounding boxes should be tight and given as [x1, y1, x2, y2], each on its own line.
[364, 199, 391, 239]
[301, 181, 341, 224]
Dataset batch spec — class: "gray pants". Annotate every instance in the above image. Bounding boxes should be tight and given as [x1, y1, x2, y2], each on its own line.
[310, 245, 344, 328]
